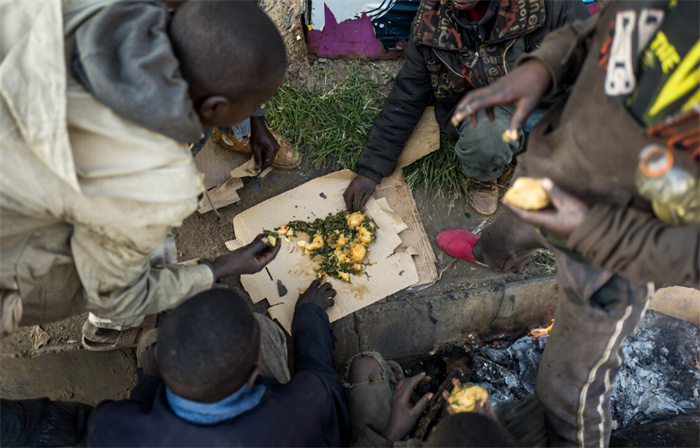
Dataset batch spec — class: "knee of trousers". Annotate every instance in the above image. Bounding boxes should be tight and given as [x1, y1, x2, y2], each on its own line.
[454, 133, 517, 182]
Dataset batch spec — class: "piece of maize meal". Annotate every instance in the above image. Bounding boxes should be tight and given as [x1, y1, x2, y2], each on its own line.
[503, 177, 550, 210]
[357, 226, 373, 243]
[448, 385, 489, 413]
[501, 128, 518, 142]
[347, 212, 365, 228]
[263, 230, 279, 247]
[336, 234, 348, 248]
[351, 244, 366, 262]
[307, 235, 324, 250]
[338, 272, 350, 282]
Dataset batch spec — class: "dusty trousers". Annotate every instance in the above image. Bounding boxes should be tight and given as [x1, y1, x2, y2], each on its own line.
[476, 213, 652, 447]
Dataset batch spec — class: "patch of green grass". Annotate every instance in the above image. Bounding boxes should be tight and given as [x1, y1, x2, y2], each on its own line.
[403, 132, 472, 199]
[266, 63, 385, 171]
[267, 63, 476, 199]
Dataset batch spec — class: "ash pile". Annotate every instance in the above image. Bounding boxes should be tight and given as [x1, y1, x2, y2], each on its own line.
[463, 310, 699, 429]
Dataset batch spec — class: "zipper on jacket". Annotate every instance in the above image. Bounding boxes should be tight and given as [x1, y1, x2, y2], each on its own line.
[503, 39, 516, 74]
[433, 48, 468, 80]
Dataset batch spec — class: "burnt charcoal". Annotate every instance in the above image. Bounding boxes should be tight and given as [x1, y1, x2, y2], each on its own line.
[478, 346, 510, 365]
[469, 355, 525, 405]
[507, 337, 542, 395]
[473, 337, 543, 397]
[611, 310, 700, 428]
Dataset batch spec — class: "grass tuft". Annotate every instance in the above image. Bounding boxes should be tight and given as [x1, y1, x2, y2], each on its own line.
[403, 132, 472, 199]
[266, 63, 384, 171]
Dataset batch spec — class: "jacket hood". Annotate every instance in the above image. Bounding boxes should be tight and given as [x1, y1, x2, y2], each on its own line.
[413, 0, 547, 50]
[71, 1, 202, 143]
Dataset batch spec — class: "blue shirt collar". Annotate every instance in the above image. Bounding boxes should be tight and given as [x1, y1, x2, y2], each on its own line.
[166, 383, 266, 425]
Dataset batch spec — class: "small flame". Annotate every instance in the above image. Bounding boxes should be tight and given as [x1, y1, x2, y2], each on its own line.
[527, 319, 554, 340]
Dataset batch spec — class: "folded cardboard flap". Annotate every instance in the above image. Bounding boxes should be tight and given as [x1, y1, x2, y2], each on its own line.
[230, 170, 421, 333]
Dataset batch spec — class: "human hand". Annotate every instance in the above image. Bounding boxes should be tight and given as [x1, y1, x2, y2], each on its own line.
[504, 178, 590, 240]
[343, 174, 378, 211]
[249, 116, 280, 171]
[295, 279, 337, 311]
[209, 234, 281, 280]
[441, 378, 496, 420]
[384, 373, 433, 442]
[451, 59, 552, 133]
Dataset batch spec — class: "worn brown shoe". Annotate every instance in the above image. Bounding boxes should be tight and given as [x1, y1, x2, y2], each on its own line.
[211, 128, 302, 170]
[468, 179, 499, 216]
[272, 137, 302, 170]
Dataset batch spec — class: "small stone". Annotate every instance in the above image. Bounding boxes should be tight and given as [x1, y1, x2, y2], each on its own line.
[277, 280, 288, 297]
[30, 325, 50, 350]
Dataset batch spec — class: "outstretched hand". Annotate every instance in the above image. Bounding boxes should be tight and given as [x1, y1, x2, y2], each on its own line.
[344, 174, 378, 211]
[451, 59, 552, 133]
[504, 178, 590, 240]
[384, 373, 433, 442]
[209, 234, 281, 280]
[249, 116, 280, 171]
[296, 279, 337, 311]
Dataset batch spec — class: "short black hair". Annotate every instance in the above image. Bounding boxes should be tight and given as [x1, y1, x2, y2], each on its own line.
[425, 413, 518, 447]
[169, 1, 286, 101]
[157, 289, 260, 403]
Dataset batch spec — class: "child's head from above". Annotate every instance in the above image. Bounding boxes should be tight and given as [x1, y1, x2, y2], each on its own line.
[170, 1, 287, 127]
[157, 289, 261, 403]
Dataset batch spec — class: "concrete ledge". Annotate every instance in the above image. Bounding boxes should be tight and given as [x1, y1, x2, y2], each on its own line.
[0, 349, 137, 405]
[332, 274, 558, 364]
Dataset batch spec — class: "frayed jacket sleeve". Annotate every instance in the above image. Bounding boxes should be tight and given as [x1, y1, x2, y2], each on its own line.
[357, 38, 434, 183]
[567, 204, 700, 288]
[72, 223, 215, 319]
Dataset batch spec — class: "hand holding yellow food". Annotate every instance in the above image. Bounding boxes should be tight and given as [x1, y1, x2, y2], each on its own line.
[448, 384, 489, 413]
[503, 177, 551, 210]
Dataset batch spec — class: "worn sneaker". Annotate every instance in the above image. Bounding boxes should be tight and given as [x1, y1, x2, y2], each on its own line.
[467, 179, 499, 216]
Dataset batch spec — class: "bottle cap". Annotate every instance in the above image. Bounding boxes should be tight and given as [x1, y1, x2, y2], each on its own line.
[639, 145, 673, 177]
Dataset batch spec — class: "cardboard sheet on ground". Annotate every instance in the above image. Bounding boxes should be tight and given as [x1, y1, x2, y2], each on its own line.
[231, 170, 420, 333]
[194, 139, 271, 214]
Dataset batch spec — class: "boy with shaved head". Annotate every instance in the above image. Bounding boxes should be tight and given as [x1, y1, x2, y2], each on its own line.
[0, 0, 286, 348]
[87, 280, 350, 446]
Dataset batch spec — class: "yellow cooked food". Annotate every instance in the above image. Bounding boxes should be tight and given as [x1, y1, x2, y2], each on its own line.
[448, 384, 489, 413]
[503, 177, 551, 210]
[502, 128, 519, 142]
[280, 210, 377, 283]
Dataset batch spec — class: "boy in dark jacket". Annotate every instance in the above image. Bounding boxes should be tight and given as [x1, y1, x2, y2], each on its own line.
[443, 0, 699, 445]
[86, 280, 350, 447]
[344, 0, 589, 215]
